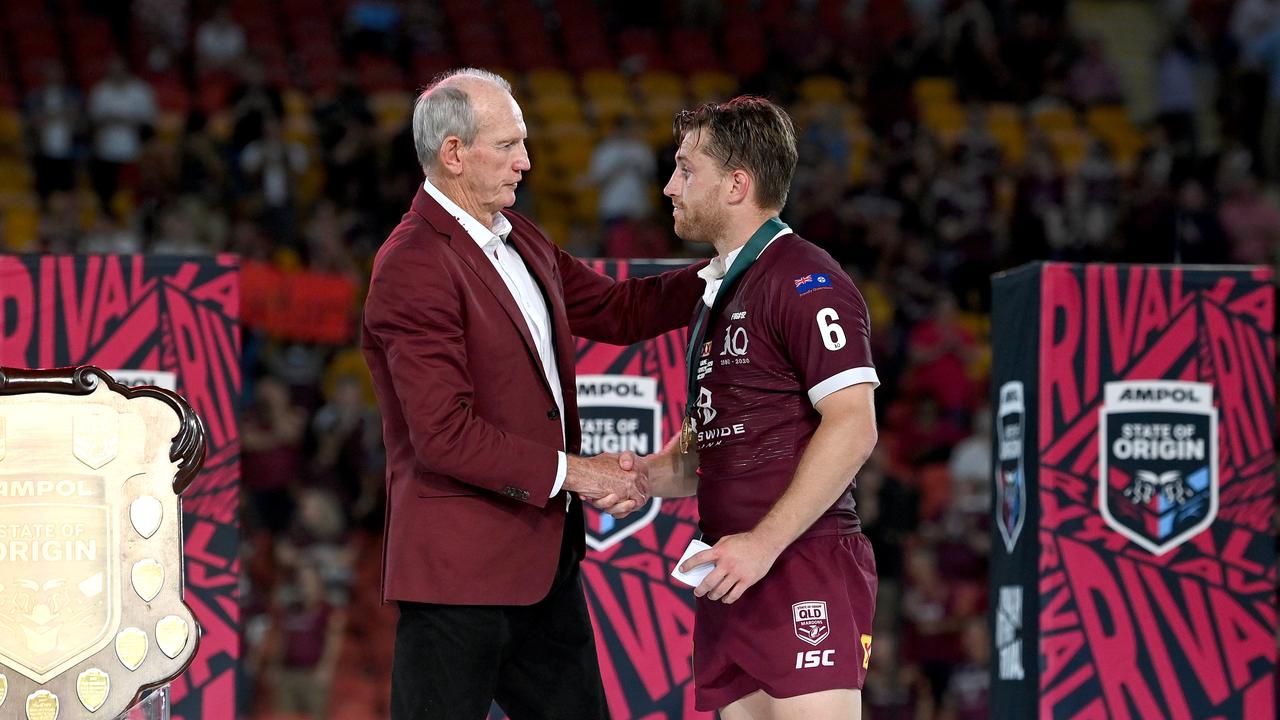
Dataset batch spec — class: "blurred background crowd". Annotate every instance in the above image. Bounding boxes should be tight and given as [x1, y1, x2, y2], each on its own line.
[1, 0, 1277, 718]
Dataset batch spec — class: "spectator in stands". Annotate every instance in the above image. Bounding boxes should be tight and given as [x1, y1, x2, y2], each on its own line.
[938, 616, 991, 720]
[900, 544, 981, 709]
[87, 56, 157, 213]
[242, 376, 307, 533]
[905, 293, 979, 428]
[1066, 36, 1125, 107]
[25, 62, 81, 205]
[1155, 29, 1203, 158]
[940, 0, 1005, 100]
[581, 115, 661, 255]
[947, 405, 991, 518]
[228, 58, 285, 153]
[195, 5, 247, 75]
[311, 374, 380, 513]
[133, 0, 189, 72]
[239, 117, 309, 242]
[270, 562, 346, 719]
[37, 191, 82, 253]
[1243, 12, 1280, 179]
[1219, 171, 1280, 264]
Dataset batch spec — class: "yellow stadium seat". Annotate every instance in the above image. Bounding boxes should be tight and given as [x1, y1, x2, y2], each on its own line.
[1048, 129, 1089, 173]
[582, 70, 629, 100]
[985, 103, 1022, 133]
[798, 76, 846, 103]
[0, 160, 33, 193]
[0, 111, 22, 148]
[532, 94, 584, 125]
[589, 93, 638, 127]
[369, 91, 412, 132]
[283, 89, 312, 117]
[571, 188, 598, 223]
[913, 77, 956, 107]
[2, 202, 38, 251]
[637, 71, 685, 101]
[526, 69, 575, 98]
[1032, 106, 1077, 134]
[283, 113, 317, 144]
[922, 102, 966, 147]
[690, 71, 737, 102]
[990, 122, 1027, 165]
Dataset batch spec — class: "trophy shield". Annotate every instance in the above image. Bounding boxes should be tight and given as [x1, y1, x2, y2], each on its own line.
[0, 367, 205, 720]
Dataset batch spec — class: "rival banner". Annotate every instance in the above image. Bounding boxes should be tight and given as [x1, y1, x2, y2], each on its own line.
[0, 255, 240, 720]
[990, 263, 1276, 719]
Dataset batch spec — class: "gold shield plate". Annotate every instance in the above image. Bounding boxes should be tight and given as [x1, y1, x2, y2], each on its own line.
[75, 669, 108, 712]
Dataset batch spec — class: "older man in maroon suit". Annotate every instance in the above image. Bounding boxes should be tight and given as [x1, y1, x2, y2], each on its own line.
[361, 68, 701, 720]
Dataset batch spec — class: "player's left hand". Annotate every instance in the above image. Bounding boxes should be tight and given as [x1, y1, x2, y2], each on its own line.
[681, 532, 783, 604]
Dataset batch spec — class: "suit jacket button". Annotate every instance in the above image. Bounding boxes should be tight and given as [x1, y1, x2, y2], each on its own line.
[547, 408, 560, 420]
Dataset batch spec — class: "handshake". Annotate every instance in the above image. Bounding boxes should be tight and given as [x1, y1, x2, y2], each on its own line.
[564, 452, 649, 519]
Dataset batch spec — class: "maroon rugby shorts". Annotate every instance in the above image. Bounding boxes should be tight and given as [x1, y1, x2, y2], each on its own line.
[692, 532, 877, 711]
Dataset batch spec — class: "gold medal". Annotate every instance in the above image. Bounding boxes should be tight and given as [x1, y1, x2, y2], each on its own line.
[0, 673, 7, 708]
[680, 416, 695, 454]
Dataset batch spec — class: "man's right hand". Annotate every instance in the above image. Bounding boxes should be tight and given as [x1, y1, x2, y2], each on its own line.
[565, 453, 649, 518]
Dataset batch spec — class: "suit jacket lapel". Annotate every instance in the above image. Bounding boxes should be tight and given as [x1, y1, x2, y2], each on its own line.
[412, 189, 552, 396]
[506, 227, 582, 450]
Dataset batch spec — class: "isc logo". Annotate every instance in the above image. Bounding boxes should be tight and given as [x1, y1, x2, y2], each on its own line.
[795, 649, 836, 668]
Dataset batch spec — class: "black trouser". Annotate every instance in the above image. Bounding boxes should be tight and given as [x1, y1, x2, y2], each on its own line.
[390, 520, 609, 720]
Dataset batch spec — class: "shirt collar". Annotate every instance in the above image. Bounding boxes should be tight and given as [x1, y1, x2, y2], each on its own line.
[423, 177, 513, 250]
[695, 227, 792, 305]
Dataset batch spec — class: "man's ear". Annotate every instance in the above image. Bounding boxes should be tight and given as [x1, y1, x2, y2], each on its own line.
[726, 168, 752, 206]
[438, 136, 465, 176]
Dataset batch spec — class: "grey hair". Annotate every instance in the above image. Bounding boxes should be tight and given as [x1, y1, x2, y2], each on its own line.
[412, 68, 513, 174]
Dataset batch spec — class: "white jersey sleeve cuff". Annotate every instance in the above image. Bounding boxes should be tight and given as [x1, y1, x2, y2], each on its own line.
[808, 367, 880, 406]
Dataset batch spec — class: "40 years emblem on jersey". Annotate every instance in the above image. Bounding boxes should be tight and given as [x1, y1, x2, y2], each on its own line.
[1098, 380, 1218, 556]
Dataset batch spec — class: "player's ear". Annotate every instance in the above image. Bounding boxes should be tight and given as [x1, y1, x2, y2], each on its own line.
[727, 169, 751, 205]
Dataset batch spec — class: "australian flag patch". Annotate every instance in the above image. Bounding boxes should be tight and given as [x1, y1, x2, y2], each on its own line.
[794, 273, 832, 295]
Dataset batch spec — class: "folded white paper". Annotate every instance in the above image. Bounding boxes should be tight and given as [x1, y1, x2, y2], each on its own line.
[671, 538, 716, 588]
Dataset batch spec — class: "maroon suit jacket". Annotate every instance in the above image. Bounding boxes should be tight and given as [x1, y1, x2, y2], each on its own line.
[362, 187, 703, 605]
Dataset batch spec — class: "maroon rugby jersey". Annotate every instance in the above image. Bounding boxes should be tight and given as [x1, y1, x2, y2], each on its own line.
[692, 231, 878, 539]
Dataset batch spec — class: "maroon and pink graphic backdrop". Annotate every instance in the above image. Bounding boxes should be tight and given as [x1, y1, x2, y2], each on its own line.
[0, 255, 240, 719]
[992, 263, 1275, 719]
[575, 259, 708, 720]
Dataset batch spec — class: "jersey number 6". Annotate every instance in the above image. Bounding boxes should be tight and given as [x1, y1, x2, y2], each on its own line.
[816, 308, 846, 351]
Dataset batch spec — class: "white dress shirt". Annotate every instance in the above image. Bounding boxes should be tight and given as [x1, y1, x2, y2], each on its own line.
[697, 227, 792, 306]
[423, 179, 569, 498]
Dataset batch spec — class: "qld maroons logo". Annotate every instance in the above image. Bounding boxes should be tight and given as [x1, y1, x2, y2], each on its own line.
[1098, 381, 1218, 555]
[792, 601, 830, 646]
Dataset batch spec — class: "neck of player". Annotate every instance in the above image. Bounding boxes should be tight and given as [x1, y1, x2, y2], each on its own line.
[712, 210, 778, 262]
